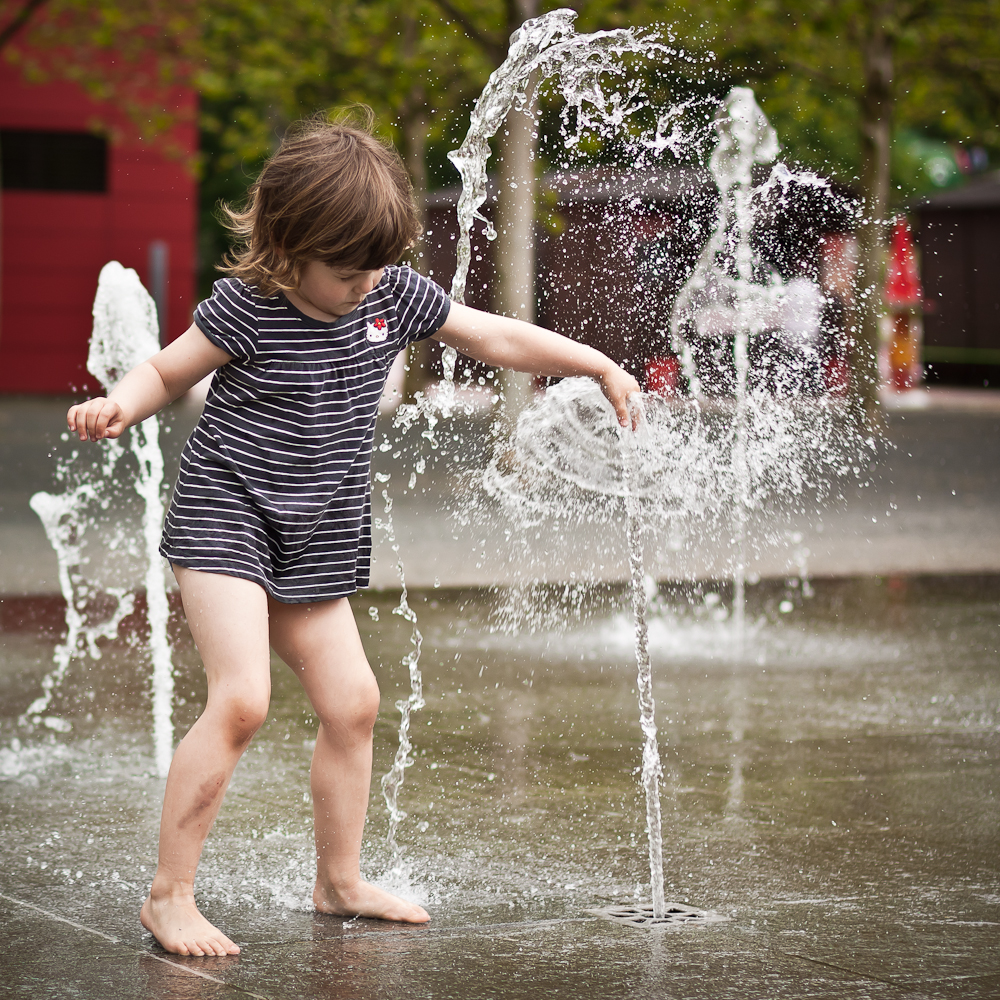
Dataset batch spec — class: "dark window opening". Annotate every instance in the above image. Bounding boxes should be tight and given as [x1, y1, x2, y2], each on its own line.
[1, 129, 108, 192]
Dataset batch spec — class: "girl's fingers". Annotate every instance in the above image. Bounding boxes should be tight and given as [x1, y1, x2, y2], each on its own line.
[626, 391, 644, 430]
[601, 369, 641, 429]
[615, 397, 629, 427]
[68, 403, 93, 440]
[94, 406, 112, 440]
[66, 398, 122, 441]
[93, 402, 123, 440]
[86, 405, 103, 440]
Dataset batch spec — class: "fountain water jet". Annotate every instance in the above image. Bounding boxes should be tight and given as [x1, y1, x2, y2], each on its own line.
[670, 89, 864, 647]
[374, 468, 426, 859]
[621, 402, 666, 917]
[459, 13, 871, 918]
[29, 262, 174, 775]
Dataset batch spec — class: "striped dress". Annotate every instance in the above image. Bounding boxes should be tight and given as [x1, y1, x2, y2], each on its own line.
[159, 266, 450, 602]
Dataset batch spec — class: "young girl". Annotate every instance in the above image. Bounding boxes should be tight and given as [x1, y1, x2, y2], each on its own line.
[68, 116, 640, 957]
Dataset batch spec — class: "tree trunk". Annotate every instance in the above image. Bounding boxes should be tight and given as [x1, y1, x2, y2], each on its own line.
[494, 83, 538, 418]
[397, 12, 435, 402]
[494, 0, 539, 424]
[854, 8, 894, 428]
[401, 96, 433, 400]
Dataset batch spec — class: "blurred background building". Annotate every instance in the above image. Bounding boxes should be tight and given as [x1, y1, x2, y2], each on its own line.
[0, 63, 196, 393]
[914, 173, 1000, 390]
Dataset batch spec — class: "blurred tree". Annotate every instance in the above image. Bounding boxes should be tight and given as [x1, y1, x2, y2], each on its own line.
[0, 0, 199, 143]
[190, 1, 496, 298]
[7, 0, 998, 416]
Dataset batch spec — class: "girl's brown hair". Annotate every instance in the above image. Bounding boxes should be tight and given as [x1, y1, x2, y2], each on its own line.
[219, 111, 421, 295]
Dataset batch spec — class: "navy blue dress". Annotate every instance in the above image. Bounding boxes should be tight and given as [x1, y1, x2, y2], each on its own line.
[160, 266, 450, 602]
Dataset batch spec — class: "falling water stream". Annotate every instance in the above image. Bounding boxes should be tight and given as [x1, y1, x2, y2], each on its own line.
[621, 407, 666, 917]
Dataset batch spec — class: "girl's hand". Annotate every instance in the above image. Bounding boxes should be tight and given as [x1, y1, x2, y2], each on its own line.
[67, 397, 126, 442]
[598, 364, 642, 430]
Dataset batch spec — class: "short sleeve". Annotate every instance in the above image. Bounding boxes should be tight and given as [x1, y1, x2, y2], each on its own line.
[193, 279, 260, 362]
[386, 267, 451, 348]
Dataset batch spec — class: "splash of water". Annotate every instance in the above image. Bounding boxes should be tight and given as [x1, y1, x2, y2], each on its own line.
[444, 8, 671, 402]
[670, 88, 862, 648]
[29, 262, 175, 775]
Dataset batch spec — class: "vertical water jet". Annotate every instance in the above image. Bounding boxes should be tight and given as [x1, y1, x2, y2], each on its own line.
[30, 262, 174, 775]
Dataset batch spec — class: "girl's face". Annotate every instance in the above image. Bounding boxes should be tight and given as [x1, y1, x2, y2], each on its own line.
[288, 261, 385, 321]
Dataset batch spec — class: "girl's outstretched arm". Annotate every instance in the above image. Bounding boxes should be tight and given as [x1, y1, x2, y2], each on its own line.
[68, 324, 232, 442]
[434, 301, 641, 428]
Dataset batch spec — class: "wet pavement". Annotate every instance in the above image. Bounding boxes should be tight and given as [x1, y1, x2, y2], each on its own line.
[0, 390, 998, 997]
[1, 578, 998, 998]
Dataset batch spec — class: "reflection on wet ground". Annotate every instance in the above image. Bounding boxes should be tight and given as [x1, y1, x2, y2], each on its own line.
[1, 577, 998, 998]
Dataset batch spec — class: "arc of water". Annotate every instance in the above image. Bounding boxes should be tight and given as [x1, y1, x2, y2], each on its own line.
[445, 8, 669, 397]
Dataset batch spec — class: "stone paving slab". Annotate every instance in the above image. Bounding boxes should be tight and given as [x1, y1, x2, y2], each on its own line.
[3, 891, 995, 999]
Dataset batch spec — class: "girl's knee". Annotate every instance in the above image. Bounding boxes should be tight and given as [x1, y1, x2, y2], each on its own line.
[318, 670, 380, 739]
[355, 670, 381, 726]
[343, 670, 380, 731]
[211, 691, 270, 745]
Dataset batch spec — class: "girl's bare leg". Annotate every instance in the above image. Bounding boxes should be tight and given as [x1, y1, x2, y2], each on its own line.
[268, 597, 429, 922]
[140, 567, 271, 956]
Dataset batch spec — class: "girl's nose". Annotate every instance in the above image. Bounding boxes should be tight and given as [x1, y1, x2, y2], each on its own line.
[355, 271, 380, 295]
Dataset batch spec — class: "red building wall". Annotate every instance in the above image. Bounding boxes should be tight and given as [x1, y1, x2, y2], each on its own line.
[0, 64, 196, 393]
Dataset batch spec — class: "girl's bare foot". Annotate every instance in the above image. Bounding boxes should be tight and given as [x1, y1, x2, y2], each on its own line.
[314, 877, 430, 923]
[140, 892, 241, 956]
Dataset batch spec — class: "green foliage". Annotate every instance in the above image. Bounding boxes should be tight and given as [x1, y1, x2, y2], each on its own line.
[1, 0, 200, 144]
[682, 0, 1000, 203]
[5, 0, 1000, 279]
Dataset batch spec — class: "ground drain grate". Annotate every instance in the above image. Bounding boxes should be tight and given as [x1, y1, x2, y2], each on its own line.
[587, 903, 730, 928]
